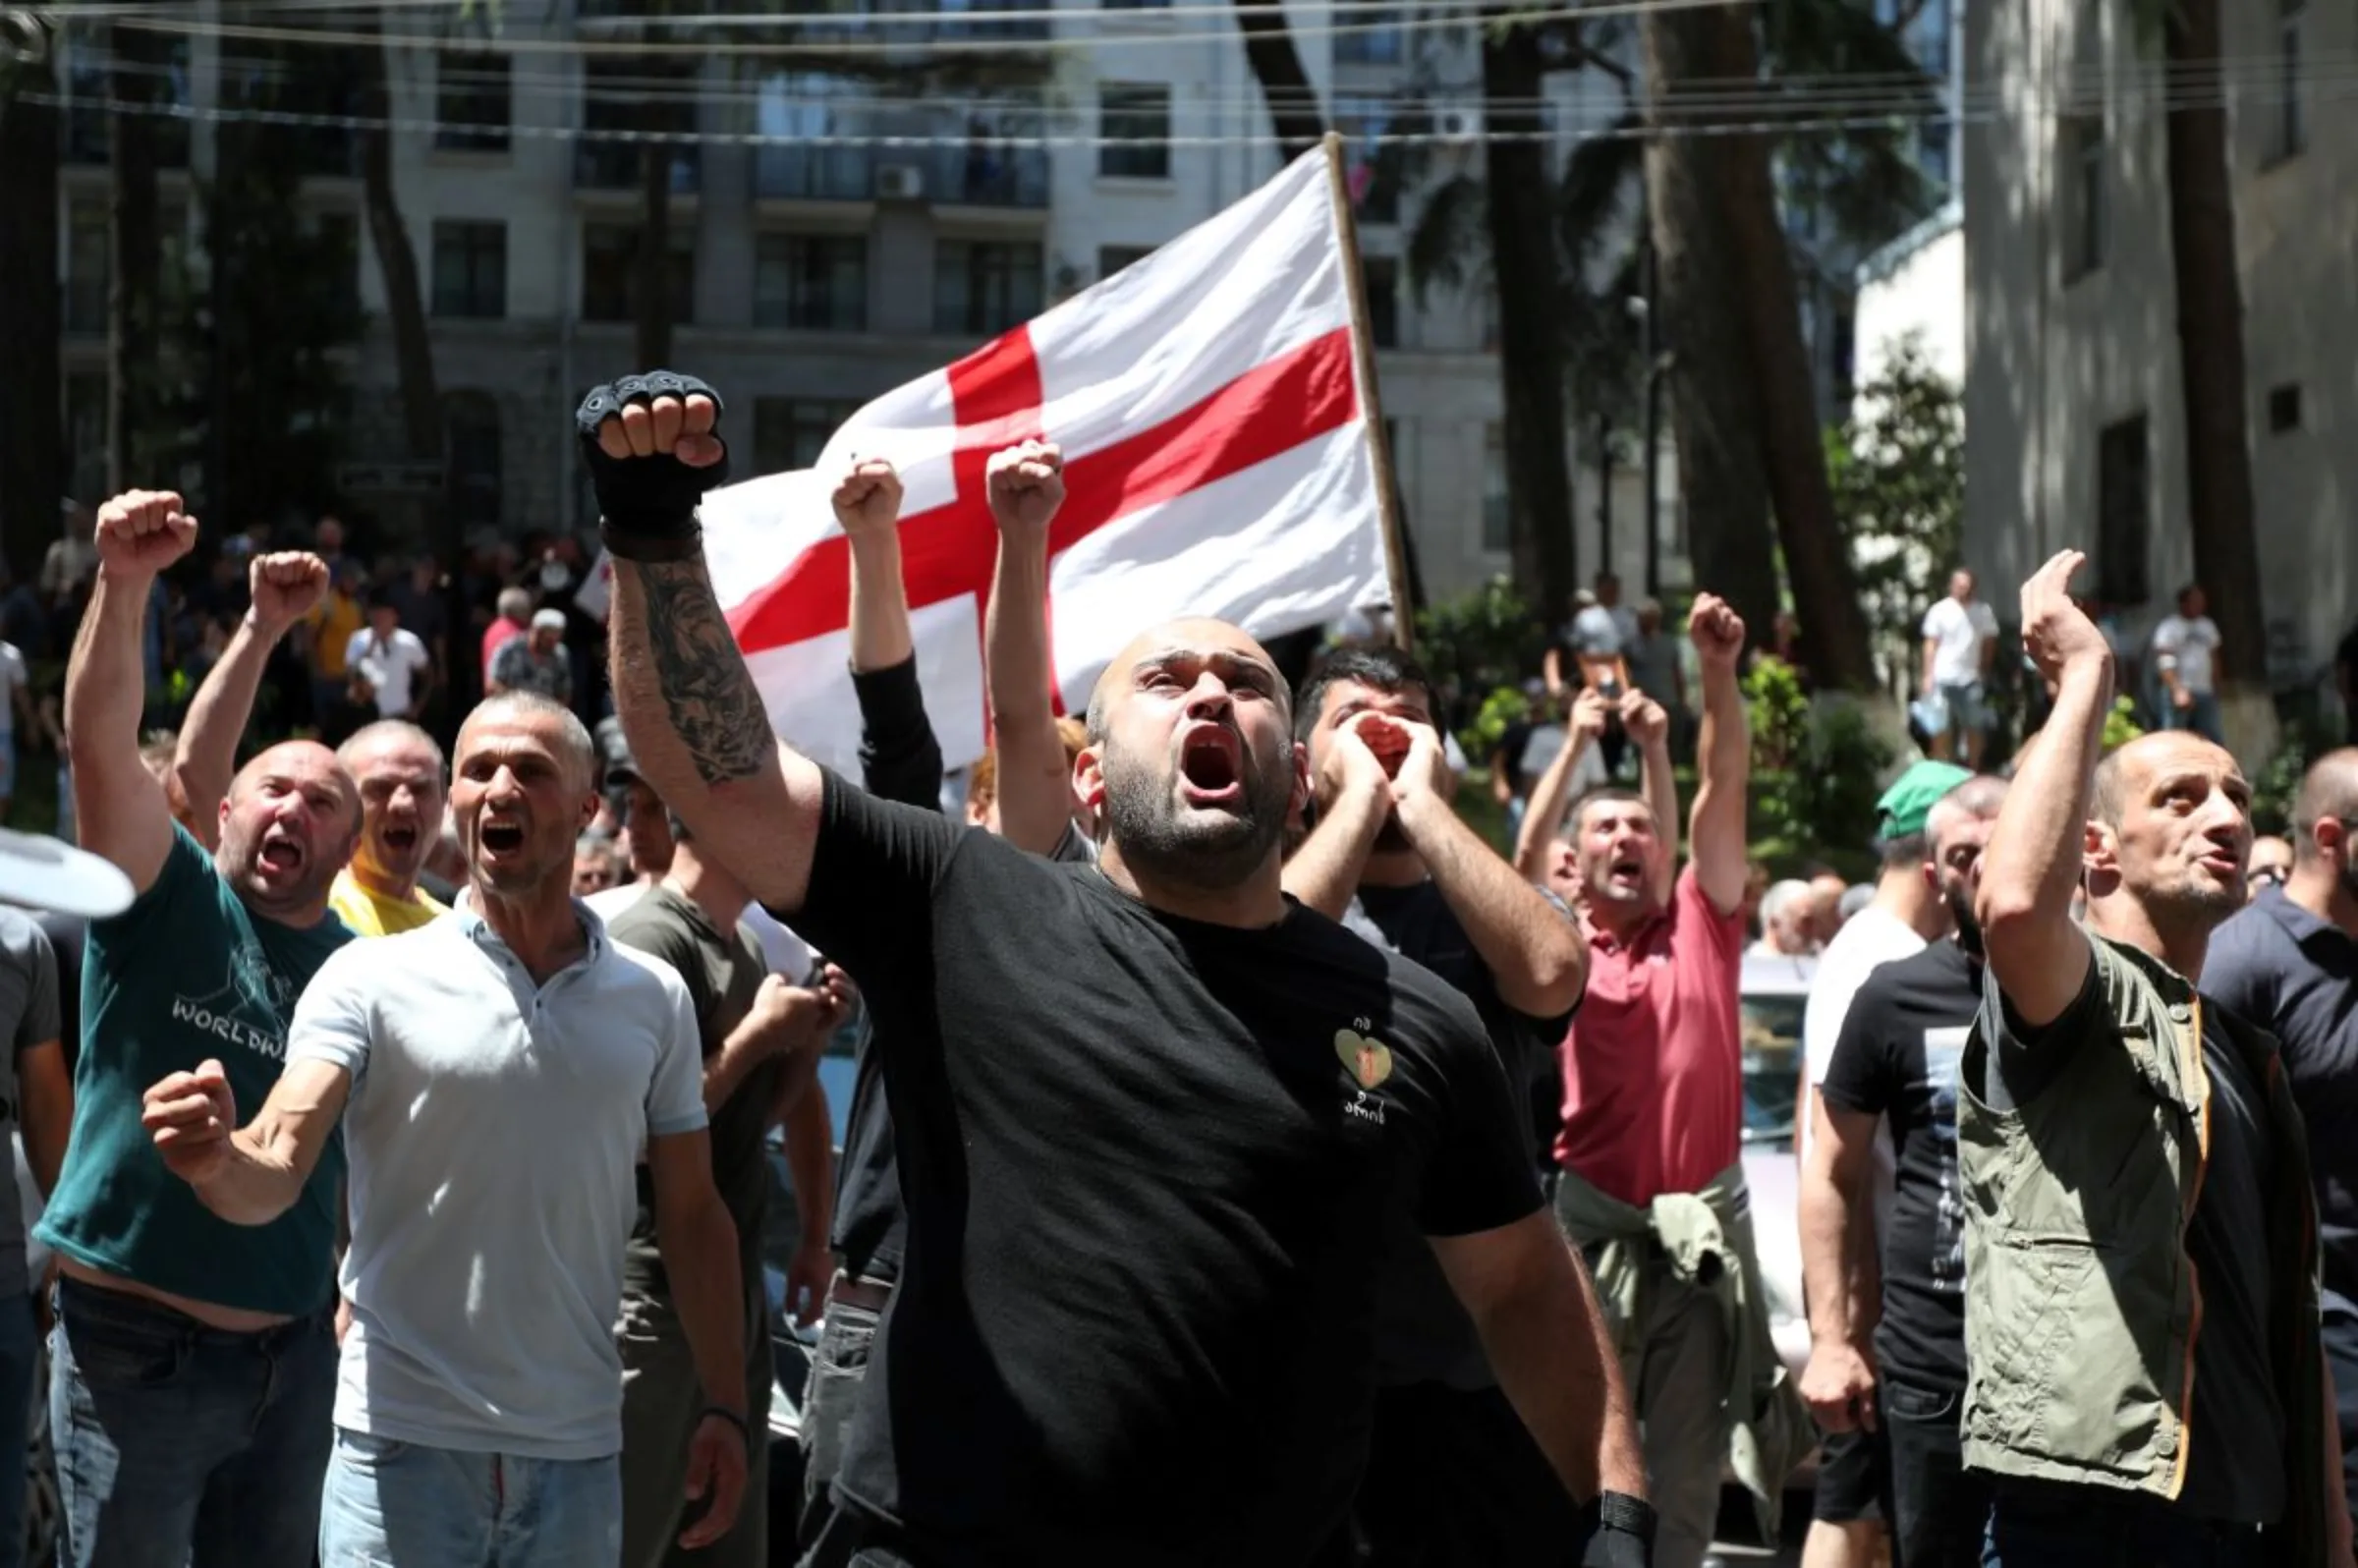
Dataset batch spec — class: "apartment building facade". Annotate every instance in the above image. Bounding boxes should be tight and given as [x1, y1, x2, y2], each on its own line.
[55, 0, 1662, 603]
[1962, 0, 2358, 690]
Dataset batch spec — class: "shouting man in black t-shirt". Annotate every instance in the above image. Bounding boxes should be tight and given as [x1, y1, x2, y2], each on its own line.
[583, 373, 1652, 1568]
[1284, 644, 1596, 1566]
[1801, 773, 2007, 1567]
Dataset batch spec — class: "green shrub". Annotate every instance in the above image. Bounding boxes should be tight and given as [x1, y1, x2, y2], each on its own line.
[1753, 690, 1896, 857]
[1460, 684, 1532, 764]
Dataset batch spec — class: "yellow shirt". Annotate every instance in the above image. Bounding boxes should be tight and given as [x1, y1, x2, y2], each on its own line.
[308, 592, 365, 678]
[329, 870, 448, 938]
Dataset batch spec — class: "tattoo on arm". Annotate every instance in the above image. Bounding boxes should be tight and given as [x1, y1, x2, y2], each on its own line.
[635, 560, 773, 787]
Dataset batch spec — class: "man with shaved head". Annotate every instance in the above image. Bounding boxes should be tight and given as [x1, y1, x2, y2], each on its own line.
[144, 690, 752, 1566]
[584, 373, 1652, 1568]
[38, 490, 361, 1568]
[2205, 747, 2358, 1538]
[328, 720, 450, 937]
[1958, 551, 2339, 1566]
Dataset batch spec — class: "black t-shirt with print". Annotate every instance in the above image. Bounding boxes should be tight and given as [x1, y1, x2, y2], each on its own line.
[783, 772, 1544, 1566]
[1348, 880, 1574, 1390]
[1819, 939, 1982, 1390]
[1982, 956, 2285, 1526]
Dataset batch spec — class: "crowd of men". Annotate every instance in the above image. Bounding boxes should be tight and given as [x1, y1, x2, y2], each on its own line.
[0, 369, 2347, 1568]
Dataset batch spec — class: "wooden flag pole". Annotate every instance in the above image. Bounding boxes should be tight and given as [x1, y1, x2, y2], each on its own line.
[1321, 131, 1416, 653]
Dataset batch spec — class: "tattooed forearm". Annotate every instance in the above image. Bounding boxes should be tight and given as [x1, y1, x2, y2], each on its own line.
[626, 558, 774, 786]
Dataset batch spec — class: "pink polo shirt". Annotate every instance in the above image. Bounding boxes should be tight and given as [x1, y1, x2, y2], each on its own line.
[1555, 865, 1747, 1204]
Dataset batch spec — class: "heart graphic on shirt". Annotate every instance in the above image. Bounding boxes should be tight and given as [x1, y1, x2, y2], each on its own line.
[1335, 1029, 1394, 1091]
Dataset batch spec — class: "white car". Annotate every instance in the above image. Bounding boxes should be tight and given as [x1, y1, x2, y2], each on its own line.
[1736, 953, 1818, 1490]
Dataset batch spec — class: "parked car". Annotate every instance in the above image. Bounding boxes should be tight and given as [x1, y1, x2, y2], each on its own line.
[1738, 953, 1817, 1381]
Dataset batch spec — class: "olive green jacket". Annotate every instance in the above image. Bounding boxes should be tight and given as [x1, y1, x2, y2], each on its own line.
[1553, 1161, 1814, 1539]
[1956, 932, 2328, 1563]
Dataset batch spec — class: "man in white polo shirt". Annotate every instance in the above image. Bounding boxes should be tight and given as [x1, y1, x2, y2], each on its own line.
[138, 692, 751, 1568]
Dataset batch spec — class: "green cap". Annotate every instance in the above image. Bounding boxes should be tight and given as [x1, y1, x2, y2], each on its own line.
[1876, 760, 1973, 842]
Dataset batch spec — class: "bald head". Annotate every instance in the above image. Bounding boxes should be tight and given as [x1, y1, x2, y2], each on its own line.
[232, 740, 357, 816]
[1087, 619, 1288, 742]
[2293, 748, 2358, 861]
[2092, 731, 2240, 828]
[462, 691, 598, 794]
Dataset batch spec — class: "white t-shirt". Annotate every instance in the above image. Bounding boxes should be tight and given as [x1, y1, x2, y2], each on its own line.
[288, 904, 706, 1459]
[2152, 614, 2222, 695]
[344, 627, 433, 718]
[1800, 904, 1928, 1240]
[1920, 596, 1998, 688]
[0, 643, 27, 738]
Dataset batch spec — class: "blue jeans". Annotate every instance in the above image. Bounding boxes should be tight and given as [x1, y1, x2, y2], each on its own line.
[322, 1428, 620, 1567]
[0, 1292, 40, 1568]
[49, 1277, 336, 1568]
[1983, 1482, 2270, 1567]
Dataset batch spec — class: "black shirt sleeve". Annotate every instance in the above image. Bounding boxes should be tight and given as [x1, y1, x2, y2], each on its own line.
[1821, 981, 1897, 1118]
[782, 767, 965, 990]
[853, 658, 946, 812]
[1978, 946, 2105, 1112]
[1415, 995, 1548, 1237]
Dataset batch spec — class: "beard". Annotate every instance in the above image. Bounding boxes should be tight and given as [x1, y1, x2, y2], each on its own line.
[1101, 737, 1294, 892]
[1943, 882, 1984, 956]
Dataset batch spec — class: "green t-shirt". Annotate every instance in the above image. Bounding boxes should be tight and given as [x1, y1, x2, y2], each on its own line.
[605, 885, 779, 1296]
[36, 825, 351, 1316]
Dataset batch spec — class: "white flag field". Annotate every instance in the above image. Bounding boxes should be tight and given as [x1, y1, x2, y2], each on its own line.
[632, 143, 1393, 778]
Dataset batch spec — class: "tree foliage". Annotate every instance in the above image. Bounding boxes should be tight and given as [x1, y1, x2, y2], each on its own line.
[1825, 332, 1962, 691]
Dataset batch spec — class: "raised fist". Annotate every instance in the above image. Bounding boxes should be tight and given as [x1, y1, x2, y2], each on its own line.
[249, 551, 330, 633]
[984, 440, 1065, 536]
[832, 458, 904, 539]
[575, 371, 730, 561]
[1620, 690, 1669, 750]
[1688, 593, 1747, 670]
[1569, 687, 1612, 744]
[140, 1058, 238, 1187]
[2018, 550, 2111, 685]
[93, 490, 198, 580]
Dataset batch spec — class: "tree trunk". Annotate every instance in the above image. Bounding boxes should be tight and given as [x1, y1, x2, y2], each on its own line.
[1230, 0, 1326, 162]
[1638, 5, 1779, 644]
[1483, 21, 1578, 622]
[2162, 0, 2269, 746]
[106, 23, 162, 493]
[1703, 7, 1875, 690]
[0, 55, 64, 583]
[358, 11, 441, 463]
[634, 128, 675, 370]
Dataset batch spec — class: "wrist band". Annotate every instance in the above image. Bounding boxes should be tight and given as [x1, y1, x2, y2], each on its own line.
[699, 1404, 751, 1449]
[598, 518, 704, 563]
[1596, 1490, 1656, 1541]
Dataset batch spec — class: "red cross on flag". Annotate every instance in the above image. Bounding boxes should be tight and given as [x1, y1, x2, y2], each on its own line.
[694, 143, 1395, 777]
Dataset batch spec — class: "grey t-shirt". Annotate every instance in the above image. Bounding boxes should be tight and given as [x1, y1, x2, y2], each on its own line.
[0, 909, 62, 1297]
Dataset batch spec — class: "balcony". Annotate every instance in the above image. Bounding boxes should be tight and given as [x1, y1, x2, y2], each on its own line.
[575, 140, 702, 194]
[752, 144, 876, 203]
[928, 142, 1048, 207]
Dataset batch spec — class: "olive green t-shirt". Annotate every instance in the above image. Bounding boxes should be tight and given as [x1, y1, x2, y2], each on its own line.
[605, 885, 780, 1294]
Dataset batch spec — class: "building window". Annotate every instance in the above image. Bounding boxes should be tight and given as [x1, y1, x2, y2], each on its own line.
[1362, 256, 1399, 349]
[1334, 4, 1406, 64]
[1482, 423, 1509, 554]
[2095, 413, 2150, 607]
[2268, 382, 2303, 433]
[431, 222, 505, 319]
[2065, 115, 2105, 278]
[444, 391, 502, 531]
[754, 235, 869, 332]
[582, 222, 696, 325]
[66, 200, 108, 335]
[752, 398, 860, 474]
[934, 240, 1043, 338]
[1097, 246, 1153, 280]
[434, 52, 512, 153]
[1335, 98, 1402, 225]
[1103, 0, 1172, 10]
[1097, 84, 1171, 180]
[314, 211, 361, 319]
[2272, 0, 2306, 161]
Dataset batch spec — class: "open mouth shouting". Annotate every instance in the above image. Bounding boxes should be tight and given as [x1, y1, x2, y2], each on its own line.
[379, 820, 421, 858]
[477, 817, 528, 859]
[255, 826, 308, 881]
[1177, 722, 1246, 809]
[1600, 853, 1647, 896]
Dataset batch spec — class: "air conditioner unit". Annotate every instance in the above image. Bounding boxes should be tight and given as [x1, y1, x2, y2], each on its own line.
[1433, 106, 1481, 143]
[875, 163, 926, 200]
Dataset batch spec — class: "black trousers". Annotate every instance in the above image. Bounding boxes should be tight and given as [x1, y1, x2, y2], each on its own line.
[1878, 1373, 1992, 1568]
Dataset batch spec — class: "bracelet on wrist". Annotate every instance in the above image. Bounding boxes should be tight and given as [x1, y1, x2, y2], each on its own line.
[699, 1404, 751, 1449]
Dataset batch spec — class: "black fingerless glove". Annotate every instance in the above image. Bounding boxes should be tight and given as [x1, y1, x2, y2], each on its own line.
[1577, 1491, 1656, 1568]
[575, 370, 732, 562]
